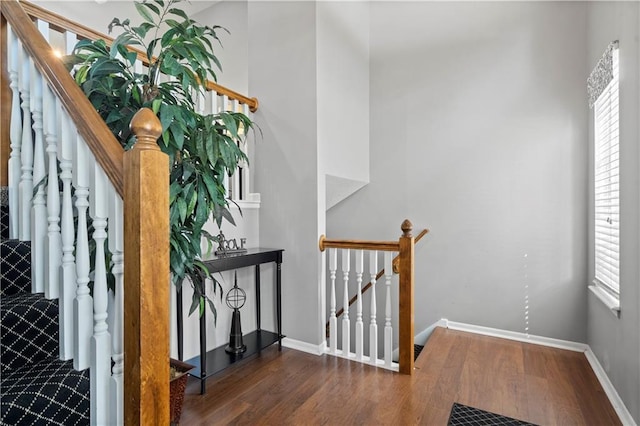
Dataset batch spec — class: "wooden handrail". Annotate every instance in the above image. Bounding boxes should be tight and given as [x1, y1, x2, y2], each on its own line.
[327, 228, 429, 327]
[1, 0, 124, 197]
[319, 235, 400, 252]
[19, 0, 259, 112]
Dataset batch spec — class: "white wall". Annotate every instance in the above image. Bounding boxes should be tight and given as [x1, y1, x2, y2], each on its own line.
[192, 0, 248, 94]
[316, 2, 370, 209]
[328, 2, 589, 343]
[31, 0, 214, 37]
[586, 2, 640, 423]
[248, 1, 323, 345]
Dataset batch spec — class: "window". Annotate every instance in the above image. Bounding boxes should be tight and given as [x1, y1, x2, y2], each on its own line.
[590, 42, 620, 300]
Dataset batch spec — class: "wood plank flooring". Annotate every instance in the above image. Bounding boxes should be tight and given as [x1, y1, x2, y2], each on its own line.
[180, 327, 621, 425]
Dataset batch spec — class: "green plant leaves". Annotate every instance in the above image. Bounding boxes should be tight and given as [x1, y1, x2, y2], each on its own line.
[134, 2, 156, 24]
[71, 0, 256, 319]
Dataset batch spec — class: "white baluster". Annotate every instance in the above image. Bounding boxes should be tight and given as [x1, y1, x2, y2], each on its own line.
[36, 20, 49, 39]
[65, 31, 78, 56]
[43, 85, 61, 300]
[210, 91, 219, 114]
[89, 155, 111, 426]
[384, 252, 393, 367]
[196, 90, 205, 115]
[134, 59, 143, 74]
[328, 248, 337, 355]
[231, 99, 240, 201]
[73, 135, 92, 371]
[219, 95, 238, 199]
[222, 95, 230, 112]
[369, 251, 378, 365]
[58, 104, 76, 360]
[8, 28, 22, 239]
[355, 250, 364, 361]
[241, 103, 250, 201]
[108, 184, 124, 426]
[341, 249, 351, 357]
[18, 42, 32, 241]
[30, 61, 46, 294]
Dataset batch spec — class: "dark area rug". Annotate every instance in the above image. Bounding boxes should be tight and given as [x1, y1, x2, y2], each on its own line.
[448, 403, 537, 426]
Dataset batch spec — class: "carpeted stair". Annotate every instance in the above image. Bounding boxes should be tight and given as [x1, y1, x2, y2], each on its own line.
[0, 188, 90, 425]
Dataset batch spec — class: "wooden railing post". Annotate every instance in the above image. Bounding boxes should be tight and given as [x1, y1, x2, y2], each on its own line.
[124, 108, 169, 425]
[1, 14, 10, 186]
[398, 219, 415, 375]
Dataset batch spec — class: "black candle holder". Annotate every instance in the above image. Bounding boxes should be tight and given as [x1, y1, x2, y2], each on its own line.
[225, 272, 247, 354]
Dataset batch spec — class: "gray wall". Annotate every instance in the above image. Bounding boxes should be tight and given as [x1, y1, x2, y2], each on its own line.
[32, 1, 214, 36]
[586, 2, 640, 422]
[192, 0, 248, 94]
[328, 2, 590, 343]
[317, 2, 370, 185]
[248, 1, 322, 344]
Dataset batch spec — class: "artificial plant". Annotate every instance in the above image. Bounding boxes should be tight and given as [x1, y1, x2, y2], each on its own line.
[68, 0, 253, 321]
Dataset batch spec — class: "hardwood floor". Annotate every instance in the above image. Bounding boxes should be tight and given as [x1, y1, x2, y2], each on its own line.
[180, 327, 621, 425]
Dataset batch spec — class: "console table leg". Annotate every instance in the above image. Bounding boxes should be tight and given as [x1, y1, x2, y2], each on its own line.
[277, 262, 282, 350]
[255, 264, 261, 331]
[199, 307, 206, 395]
[176, 286, 183, 361]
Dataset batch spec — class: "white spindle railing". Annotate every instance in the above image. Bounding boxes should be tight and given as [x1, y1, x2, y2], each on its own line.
[5, 8, 259, 423]
[58, 98, 76, 361]
[44, 84, 61, 300]
[383, 252, 393, 367]
[341, 249, 351, 356]
[19, 42, 32, 241]
[8, 28, 21, 239]
[58, 31, 78, 361]
[325, 247, 400, 371]
[30, 25, 46, 293]
[89, 152, 111, 426]
[354, 250, 364, 361]
[73, 134, 92, 372]
[329, 248, 338, 355]
[108, 184, 124, 426]
[368, 251, 378, 366]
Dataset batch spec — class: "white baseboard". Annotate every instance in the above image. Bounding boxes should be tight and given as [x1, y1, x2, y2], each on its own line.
[584, 348, 636, 426]
[443, 319, 588, 352]
[281, 337, 324, 356]
[440, 319, 635, 426]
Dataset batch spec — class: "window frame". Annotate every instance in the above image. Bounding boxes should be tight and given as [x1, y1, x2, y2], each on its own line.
[591, 43, 620, 309]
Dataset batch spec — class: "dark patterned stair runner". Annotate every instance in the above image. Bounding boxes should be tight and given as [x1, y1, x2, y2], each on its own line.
[0, 240, 31, 297]
[0, 187, 90, 425]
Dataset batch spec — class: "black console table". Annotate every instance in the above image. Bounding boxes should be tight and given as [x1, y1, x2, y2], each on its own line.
[176, 248, 284, 394]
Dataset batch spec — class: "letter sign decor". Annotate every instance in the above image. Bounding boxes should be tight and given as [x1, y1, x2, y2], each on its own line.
[215, 231, 248, 256]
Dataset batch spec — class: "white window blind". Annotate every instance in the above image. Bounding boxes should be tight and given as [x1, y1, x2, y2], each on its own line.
[594, 46, 620, 296]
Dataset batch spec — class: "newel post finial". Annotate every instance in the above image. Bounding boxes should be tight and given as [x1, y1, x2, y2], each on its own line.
[401, 219, 413, 238]
[130, 108, 162, 150]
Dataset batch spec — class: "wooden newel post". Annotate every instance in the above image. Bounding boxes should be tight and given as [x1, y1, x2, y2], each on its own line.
[123, 108, 170, 425]
[398, 219, 415, 375]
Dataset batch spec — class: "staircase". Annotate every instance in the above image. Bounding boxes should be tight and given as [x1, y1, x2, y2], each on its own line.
[1, 1, 260, 422]
[0, 188, 90, 425]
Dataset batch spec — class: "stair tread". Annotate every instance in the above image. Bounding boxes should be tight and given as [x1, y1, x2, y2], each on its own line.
[1, 357, 89, 426]
[1, 204, 8, 240]
[1, 239, 31, 297]
[1, 293, 59, 372]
